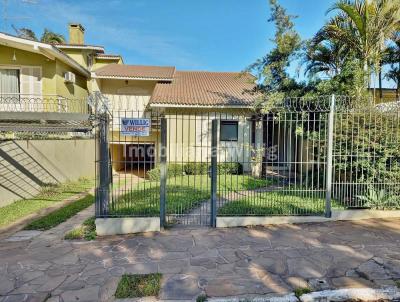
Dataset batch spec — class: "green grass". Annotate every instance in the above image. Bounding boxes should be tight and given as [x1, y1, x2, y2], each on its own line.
[395, 280, 400, 288]
[294, 287, 312, 298]
[0, 178, 94, 228]
[115, 273, 162, 298]
[64, 216, 96, 240]
[218, 191, 344, 216]
[110, 175, 273, 216]
[24, 194, 94, 230]
[196, 294, 208, 302]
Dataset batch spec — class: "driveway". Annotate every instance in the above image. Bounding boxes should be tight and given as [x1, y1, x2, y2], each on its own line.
[1, 217, 400, 301]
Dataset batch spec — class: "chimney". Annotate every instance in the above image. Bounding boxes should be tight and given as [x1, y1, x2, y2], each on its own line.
[69, 23, 85, 45]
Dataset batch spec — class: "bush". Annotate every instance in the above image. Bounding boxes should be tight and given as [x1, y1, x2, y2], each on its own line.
[185, 162, 208, 175]
[146, 162, 243, 180]
[218, 162, 243, 175]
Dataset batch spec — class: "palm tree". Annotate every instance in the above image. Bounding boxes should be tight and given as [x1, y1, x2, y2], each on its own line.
[40, 29, 66, 44]
[304, 39, 348, 78]
[318, 0, 400, 91]
[384, 32, 400, 100]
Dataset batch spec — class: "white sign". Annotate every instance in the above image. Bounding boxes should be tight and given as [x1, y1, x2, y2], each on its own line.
[121, 118, 151, 136]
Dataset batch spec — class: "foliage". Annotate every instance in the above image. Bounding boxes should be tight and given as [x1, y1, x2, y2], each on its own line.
[14, 27, 66, 44]
[196, 294, 208, 302]
[294, 287, 312, 298]
[357, 187, 399, 210]
[115, 273, 162, 298]
[64, 216, 96, 240]
[248, 0, 304, 109]
[146, 163, 243, 181]
[0, 178, 94, 227]
[24, 194, 94, 230]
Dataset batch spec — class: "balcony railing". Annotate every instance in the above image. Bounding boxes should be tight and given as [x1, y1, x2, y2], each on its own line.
[0, 94, 89, 114]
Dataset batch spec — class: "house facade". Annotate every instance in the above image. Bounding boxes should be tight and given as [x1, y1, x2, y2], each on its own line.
[0, 23, 296, 177]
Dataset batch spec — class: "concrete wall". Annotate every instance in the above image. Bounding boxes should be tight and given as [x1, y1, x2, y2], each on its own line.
[0, 139, 95, 207]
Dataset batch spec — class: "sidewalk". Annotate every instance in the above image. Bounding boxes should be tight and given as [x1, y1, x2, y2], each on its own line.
[0, 217, 400, 301]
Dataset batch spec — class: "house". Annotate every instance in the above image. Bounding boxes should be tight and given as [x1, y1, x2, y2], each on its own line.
[0, 23, 294, 178]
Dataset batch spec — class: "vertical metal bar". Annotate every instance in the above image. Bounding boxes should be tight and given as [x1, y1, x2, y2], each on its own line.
[325, 95, 335, 218]
[98, 113, 110, 217]
[210, 119, 218, 227]
[160, 117, 167, 228]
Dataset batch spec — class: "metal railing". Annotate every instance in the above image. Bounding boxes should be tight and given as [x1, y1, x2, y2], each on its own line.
[95, 95, 400, 226]
[0, 94, 89, 114]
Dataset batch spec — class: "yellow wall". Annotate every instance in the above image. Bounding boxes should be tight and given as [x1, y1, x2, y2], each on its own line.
[55, 59, 88, 99]
[0, 45, 56, 95]
[59, 49, 91, 69]
[93, 57, 122, 70]
[0, 45, 88, 99]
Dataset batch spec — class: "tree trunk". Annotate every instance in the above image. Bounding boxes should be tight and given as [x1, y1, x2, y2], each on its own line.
[378, 67, 383, 102]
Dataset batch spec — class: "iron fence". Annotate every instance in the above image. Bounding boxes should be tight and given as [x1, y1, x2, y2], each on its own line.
[95, 95, 400, 226]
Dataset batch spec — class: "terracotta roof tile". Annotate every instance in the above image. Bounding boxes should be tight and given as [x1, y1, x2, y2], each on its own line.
[94, 64, 175, 80]
[150, 71, 258, 107]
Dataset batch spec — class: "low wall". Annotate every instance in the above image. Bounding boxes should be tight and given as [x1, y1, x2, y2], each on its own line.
[0, 139, 95, 207]
[95, 218, 160, 235]
[217, 209, 400, 228]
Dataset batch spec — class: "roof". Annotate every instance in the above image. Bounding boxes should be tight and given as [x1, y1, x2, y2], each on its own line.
[95, 54, 121, 59]
[54, 44, 105, 53]
[149, 71, 259, 107]
[93, 64, 176, 80]
[0, 32, 90, 77]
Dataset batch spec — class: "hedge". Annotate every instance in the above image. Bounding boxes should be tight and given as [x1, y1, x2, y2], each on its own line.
[147, 162, 243, 181]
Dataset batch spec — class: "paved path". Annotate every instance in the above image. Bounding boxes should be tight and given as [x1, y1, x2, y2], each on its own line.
[1, 218, 400, 301]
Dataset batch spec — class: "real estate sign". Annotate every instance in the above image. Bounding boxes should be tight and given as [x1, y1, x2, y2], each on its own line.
[121, 118, 151, 136]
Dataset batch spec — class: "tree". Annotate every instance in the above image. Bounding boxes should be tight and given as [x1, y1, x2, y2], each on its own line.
[303, 39, 348, 78]
[384, 32, 400, 100]
[247, 0, 303, 108]
[14, 27, 38, 41]
[40, 28, 66, 44]
[317, 0, 400, 91]
[14, 27, 66, 44]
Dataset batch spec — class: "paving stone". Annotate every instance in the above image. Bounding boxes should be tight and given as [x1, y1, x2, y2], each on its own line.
[158, 259, 189, 274]
[285, 276, 308, 289]
[124, 262, 158, 274]
[160, 274, 201, 300]
[357, 259, 391, 280]
[98, 277, 119, 302]
[61, 286, 100, 302]
[108, 266, 125, 277]
[330, 276, 376, 289]
[0, 277, 15, 295]
[36, 275, 67, 292]
[190, 257, 218, 269]
[287, 258, 327, 279]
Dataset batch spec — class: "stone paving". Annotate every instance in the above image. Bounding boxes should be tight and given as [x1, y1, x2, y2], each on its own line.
[1, 217, 400, 301]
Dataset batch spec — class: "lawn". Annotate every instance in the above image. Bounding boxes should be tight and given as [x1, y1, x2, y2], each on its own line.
[110, 174, 273, 216]
[0, 178, 94, 228]
[25, 194, 94, 230]
[115, 273, 162, 298]
[218, 190, 343, 216]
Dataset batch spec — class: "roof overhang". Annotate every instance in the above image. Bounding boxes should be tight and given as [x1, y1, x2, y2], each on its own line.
[92, 73, 173, 82]
[149, 103, 252, 109]
[55, 44, 105, 53]
[0, 33, 90, 78]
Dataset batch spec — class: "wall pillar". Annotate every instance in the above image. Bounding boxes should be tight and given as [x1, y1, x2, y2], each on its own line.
[251, 119, 263, 178]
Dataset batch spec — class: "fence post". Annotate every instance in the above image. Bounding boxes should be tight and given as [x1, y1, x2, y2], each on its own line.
[98, 113, 110, 217]
[210, 119, 218, 227]
[325, 95, 335, 218]
[160, 118, 167, 228]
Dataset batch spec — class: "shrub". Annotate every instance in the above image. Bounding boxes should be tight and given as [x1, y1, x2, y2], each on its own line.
[185, 162, 208, 175]
[217, 162, 243, 175]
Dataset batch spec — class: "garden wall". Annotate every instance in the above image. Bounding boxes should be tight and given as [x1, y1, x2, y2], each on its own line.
[0, 139, 95, 207]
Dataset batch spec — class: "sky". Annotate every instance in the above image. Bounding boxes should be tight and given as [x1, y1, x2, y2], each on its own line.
[1, 0, 395, 88]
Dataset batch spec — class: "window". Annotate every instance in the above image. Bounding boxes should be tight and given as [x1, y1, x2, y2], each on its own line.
[0, 69, 20, 95]
[220, 120, 238, 141]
